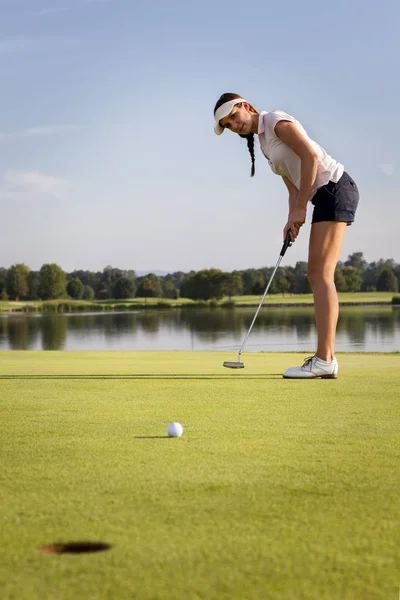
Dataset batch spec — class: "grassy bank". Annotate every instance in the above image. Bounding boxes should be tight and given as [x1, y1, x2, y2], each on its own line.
[0, 351, 399, 599]
[1, 291, 399, 313]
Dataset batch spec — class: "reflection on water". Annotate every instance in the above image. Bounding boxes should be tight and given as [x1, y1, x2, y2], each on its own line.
[0, 307, 399, 352]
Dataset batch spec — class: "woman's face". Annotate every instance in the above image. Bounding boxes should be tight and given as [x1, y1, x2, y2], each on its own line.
[219, 103, 254, 135]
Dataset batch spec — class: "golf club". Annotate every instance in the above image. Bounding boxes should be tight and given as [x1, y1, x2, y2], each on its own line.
[223, 231, 292, 369]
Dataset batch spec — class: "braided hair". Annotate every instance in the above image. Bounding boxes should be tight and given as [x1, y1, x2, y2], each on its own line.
[214, 92, 258, 177]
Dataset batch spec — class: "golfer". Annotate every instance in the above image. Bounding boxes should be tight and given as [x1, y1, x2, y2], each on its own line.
[214, 93, 359, 379]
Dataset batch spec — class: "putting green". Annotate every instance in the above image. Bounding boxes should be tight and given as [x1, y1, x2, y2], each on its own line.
[0, 351, 399, 600]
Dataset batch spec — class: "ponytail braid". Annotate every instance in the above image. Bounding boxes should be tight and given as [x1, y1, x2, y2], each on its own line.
[243, 133, 255, 177]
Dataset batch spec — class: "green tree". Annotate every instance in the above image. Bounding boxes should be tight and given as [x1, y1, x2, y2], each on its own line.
[97, 286, 111, 300]
[67, 278, 84, 299]
[180, 269, 226, 301]
[362, 259, 396, 291]
[92, 266, 124, 300]
[0, 269, 8, 300]
[342, 266, 363, 292]
[166, 271, 188, 295]
[6, 263, 29, 300]
[82, 285, 95, 300]
[276, 275, 291, 295]
[294, 262, 308, 276]
[136, 273, 162, 298]
[300, 277, 312, 294]
[0, 267, 8, 301]
[122, 269, 137, 283]
[68, 270, 101, 293]
[334, 268, 347, 292]
[394, 265, 400, 289]
[345, 252, 367, 271]
[224, 271, 243, 300]
[242, 269, 261, 295]
[289, 262, 312, 293]
[162, 279, 179, 299]
[100, 266, 123, 288]
[113, 277, 136, 299]
[27, 271, 40, 300]
[39, 264, 66, 299]
[361, 265, 377, 292]
[376, 269, 398, 292]
[261, 267, 280, 295]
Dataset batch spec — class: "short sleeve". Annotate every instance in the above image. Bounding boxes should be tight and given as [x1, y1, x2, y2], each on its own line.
[264, 110, 296, 137]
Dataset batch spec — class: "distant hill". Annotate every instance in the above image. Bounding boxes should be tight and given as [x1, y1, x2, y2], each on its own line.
[136, 270, 172, 277]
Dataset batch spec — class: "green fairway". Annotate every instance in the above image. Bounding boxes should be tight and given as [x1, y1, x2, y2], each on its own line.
[0, 351, 399, 600]
[232, 291, 398, 305]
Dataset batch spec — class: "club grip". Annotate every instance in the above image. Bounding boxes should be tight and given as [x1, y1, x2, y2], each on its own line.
[280, 231, 292, 257]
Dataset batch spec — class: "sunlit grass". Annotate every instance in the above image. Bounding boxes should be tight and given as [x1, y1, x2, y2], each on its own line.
[0, 351, 399, 599]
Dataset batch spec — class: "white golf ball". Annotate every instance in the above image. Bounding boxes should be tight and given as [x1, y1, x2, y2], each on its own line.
[167, 422, 183, 438]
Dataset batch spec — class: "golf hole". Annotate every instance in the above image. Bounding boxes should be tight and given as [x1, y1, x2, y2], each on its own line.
[38, 541, 111, 554]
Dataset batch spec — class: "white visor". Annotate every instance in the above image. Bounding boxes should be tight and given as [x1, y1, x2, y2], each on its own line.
[214, 98, 246, 135]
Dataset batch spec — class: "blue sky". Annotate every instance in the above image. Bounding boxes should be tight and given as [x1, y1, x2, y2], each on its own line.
[0, 0, 398, 273]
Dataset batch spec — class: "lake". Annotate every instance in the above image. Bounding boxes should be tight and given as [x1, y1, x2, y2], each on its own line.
[0, 306, 399, 352]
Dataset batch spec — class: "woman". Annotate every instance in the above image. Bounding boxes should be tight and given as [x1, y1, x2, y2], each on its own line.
[213, 93, 359, 379]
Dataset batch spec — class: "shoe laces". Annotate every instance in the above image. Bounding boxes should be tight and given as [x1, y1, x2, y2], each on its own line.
[302, 356, 315, 369]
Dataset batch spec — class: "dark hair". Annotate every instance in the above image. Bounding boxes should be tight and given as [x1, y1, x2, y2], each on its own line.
[214, 92, 257, 177]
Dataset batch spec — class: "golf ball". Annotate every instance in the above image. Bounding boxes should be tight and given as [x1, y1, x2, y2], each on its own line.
[167, 422, 183, 438]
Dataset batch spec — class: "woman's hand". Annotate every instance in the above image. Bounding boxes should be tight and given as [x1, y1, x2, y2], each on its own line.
[283, 208, 306, 243]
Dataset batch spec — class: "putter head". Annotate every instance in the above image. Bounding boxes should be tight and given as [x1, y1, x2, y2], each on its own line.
[223, 361, 245, 369]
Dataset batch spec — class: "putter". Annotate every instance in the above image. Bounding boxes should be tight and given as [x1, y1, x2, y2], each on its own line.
[223, 232, 292, 369]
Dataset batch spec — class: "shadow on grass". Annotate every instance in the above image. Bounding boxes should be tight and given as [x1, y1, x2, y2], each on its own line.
[0, 374, 282, 380]
[38, 541, 111, 554]
[135, 435, 171, 439]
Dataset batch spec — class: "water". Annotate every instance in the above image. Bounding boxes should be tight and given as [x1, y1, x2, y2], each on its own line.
[0, 306, 399, 352]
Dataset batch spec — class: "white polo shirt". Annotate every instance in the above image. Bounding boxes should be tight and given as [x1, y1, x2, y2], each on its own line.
[258, 110, 344, 202]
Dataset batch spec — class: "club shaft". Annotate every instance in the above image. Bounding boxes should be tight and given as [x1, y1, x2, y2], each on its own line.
[238, 254, 284, 360]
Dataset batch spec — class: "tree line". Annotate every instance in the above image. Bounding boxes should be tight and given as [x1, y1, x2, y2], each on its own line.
[0, 252, 399, 302]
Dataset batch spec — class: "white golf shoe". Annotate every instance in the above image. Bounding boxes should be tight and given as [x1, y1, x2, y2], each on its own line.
[283, 355, 338, 379]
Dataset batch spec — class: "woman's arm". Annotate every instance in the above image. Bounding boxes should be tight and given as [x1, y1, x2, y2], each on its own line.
[276, 121, 318, 241]
[281, 175, 299, 244]
[275, 120, 318, 209]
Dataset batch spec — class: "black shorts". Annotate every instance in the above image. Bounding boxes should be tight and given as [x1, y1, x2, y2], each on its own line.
[311, 172, 359, 226]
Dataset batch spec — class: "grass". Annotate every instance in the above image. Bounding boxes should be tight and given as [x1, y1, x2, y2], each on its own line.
[0, 351, 399, 600]
[234, 291, 398, 305]
[1, 291, 399, 313]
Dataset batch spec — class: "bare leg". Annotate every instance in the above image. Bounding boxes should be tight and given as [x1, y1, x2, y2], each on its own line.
[307, 222, 347, 362]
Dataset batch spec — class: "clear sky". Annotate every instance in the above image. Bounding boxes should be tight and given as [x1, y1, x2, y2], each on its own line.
[0, 0, 398, 273]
